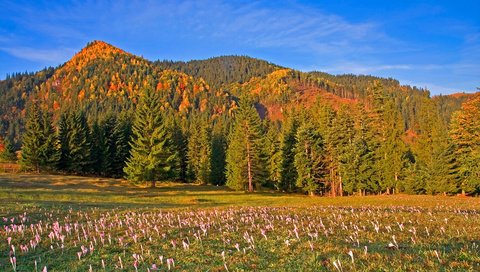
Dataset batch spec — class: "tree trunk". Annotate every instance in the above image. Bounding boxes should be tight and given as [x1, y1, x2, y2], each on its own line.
[151, 180, 156, 188]
[339, 176, 343, 196]
[330, 168, 336, 197]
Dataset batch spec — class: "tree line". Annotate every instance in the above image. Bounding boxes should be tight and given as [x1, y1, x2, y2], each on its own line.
[16, 84, 480, 196]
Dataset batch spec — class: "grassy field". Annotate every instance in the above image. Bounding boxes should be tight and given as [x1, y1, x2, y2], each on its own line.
[1, 173, 479, 271]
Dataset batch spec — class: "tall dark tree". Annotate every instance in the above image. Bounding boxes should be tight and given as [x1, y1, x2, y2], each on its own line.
[449, 93, 480, 195]
[124, 88, 179, 187]
[210, 120, 228, 185]
[0, 137, 17, 162]
[226, 95, 265, 192]
[21, 102, 59, 172]
[264, 120, 282, 188]
[187, 116, 212, 184]
[278, 111, 299, 191]
[294, 120, 326, 195]
[112, 114, 132, 177]
[57, 110, 91, 174]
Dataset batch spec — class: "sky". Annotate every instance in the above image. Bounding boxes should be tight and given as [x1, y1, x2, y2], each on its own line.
[0, 0, 479, 95]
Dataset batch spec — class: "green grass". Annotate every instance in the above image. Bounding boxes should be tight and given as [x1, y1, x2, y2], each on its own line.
[0, 173, 479, 271]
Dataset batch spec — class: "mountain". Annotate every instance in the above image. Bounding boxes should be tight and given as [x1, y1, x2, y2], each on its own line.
[0, 40, 475, 144]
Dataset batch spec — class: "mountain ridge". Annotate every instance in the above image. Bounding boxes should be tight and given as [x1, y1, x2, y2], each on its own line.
[0, 40, 477, 145]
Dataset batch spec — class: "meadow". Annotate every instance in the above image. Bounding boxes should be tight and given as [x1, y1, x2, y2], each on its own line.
[1, 173, 479, 271]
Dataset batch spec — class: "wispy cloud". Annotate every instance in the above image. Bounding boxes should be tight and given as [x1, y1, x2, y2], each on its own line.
[0, 46, 75, 63]
[171, 0, 386, 55]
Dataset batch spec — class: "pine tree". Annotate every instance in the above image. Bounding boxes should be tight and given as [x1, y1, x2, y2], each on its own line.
[124, 88, 179, 187]
[450, 93, 480, 195]
[112, 114, 132, 178]
[21, 102, 59, 172]
[414, 97, 458, 195]
[264, 120, 282, 188]
[278, 111, 298, 191]
[89, 120, 105, 175]
[0, 137, 17, 162]
[99, 114, 117, 176]
[57, 110, 91, 174]
[226, 95, 265, 191]
[210, 120, 228, 185]
[187, 116, 212, 184]
[353, 103, 378, 194]
[294, 120, 326, 195]
[378, 99, 407, 194]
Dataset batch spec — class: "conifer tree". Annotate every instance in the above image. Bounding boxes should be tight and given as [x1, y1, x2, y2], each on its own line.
[187, 116, 212, 184]
[278, 111, 298, 191]
[264, 120, 282, 188]
[112, 114, 132, 177]
[21, 102, 59, 172]
[378, 99, 407, 194]
[226, 95, 265, 191]
[57, 110, 91, 174]
[450, 93, 480, 195]
[124, 88, 178, 187]
[89, 120, 105, 175]
[210, 120, 228, 185]
[0, 137, 17, 162]
[294, 120, 325, 195]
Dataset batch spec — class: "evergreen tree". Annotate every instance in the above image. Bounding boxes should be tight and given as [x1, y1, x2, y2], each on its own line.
[278, 111, 299, 191]
[169, 116, 186, 181]
[89, 120, 105, 175]
[100, 114, 118, 176]
[187, 116, 212, 184]
[57, 110, 91, 174]
[353, 103, 379, 194]
[378, 99, 407, 194]
[0, 137, 17, 162]
[413, 97, 458, 195]
[112, 114, 132, 178]
[226, 95, 265, 191]
[449, 93, 480, 195]
[294, 120, 326, 195]
[210, 120, 228, 185]
[21, 102, 59, 171]
[124, 88, 178, 187]
[264, 120, 282, 188]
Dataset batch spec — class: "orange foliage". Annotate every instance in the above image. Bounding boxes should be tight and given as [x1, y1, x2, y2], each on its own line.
[78, 90, 85, 101]
[53, 101, 60, 111]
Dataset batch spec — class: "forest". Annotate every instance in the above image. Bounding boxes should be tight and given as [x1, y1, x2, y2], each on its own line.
[1, 41, 479, 196]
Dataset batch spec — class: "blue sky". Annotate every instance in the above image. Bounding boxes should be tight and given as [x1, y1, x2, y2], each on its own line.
[0, 0, 479, 95]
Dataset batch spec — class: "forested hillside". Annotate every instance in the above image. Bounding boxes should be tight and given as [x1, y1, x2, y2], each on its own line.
[1, 41, 478, 195]
[155, 56, 281, 90]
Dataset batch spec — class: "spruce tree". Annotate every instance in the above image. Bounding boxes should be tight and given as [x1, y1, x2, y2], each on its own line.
[264, 121, 282, 188]
[101, 114, 118, 176]
[21, 102, 59, 172]
[57, 110, 91, 174]
[0, 137, 17, 162]
[210, 120, 228, 185]
[124, 88, 178, 187]
[187, 115, 212, 184]
[278, 111, 298, 191]
[89, 120, 105, 175]
[112, 113, 132, 178]
[294, 121, 325, 195]
[226, 95, 265, 191]
[378, 99, 407, 194]
[449, 93, 480, 195]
